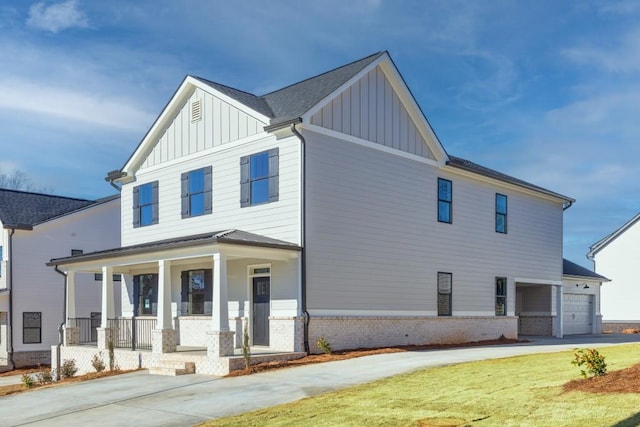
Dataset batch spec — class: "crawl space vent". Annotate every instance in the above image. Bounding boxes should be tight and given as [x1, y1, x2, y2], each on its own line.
[191, 99, 202, 122]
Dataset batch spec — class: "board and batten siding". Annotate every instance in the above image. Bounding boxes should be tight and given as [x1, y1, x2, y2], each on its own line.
[303, 129, 564, 315]
[310, 65, 435, 160]
[595, 220, 640, 321]
[122, 134, 301, 247]
[11, 199, 121, 353]
[140, 87, 267, 170]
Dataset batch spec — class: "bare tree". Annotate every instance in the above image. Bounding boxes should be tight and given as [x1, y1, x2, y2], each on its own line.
[0, 169, 55, 193]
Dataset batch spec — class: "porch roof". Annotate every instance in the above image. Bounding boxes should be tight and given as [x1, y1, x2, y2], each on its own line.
[47, 229, 301, 267]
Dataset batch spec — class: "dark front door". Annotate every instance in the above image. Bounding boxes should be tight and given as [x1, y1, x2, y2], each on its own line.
[252, 276, 270, 346]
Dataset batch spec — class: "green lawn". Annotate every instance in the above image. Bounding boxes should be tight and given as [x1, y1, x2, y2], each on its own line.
[203, 344, 640, 427]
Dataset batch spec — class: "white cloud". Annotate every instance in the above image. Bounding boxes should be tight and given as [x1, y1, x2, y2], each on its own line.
[26, 0, 88, 33]
[563, 26, 640, 73]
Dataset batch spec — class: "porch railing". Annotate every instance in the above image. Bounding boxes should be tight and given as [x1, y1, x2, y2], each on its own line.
[107, 318, 157, 351]
[69, 317, 100, 344]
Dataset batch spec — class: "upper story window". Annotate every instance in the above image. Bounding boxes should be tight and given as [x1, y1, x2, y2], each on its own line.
[181, 166, 213, 218]
[437, 272, 452, 316]
[437, 178, 452, 223]
[240, 148, 279, 207]
[133, 181, 159, 228]
[496, 277, 507, 316]
[496, 194, 507, 234]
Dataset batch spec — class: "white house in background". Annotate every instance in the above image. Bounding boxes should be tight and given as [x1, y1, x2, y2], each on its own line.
[588, 212, 640, 331]
[49, 51, 577, 376]
[0, 189, 120, 369]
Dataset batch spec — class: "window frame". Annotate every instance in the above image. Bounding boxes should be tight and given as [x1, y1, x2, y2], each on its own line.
[23, 312, 42, 344]
[495, 277, 507, 316]
[437, 178, 452, 224]
[437, 272, 452, 316]
[496, 193, 508, 234]
[240, 148, 279, 207]
[133, 181, 159, 228]
[181, 166, 213, 218]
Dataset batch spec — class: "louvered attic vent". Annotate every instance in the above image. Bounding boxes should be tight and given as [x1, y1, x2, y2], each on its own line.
[191, 99, 202, 122]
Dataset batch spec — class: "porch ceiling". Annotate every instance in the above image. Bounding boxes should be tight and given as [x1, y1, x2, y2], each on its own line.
[47, 229, 301, 273]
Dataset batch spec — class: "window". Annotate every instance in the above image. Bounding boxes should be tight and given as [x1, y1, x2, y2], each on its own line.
[181, 166, 212, 218]
[23, 312, 41, 344]
[437, 178, 452, 223]
[496, 277, 507, 316]
[135, 274, 157, 315]
[133, 181, 159, 228]
[181, 269, 211, 315]
[94, 273, 122, 282]
[240, 148, 279, 207]
[437, 272, 452, 316]
[71, 249, 83, 256]
[496, 194, 507, 233]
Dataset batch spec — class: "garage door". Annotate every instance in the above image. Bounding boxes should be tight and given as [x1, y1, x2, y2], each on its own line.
[563, 293, 593, 335]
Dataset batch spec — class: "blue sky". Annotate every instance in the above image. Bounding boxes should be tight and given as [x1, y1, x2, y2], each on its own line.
[0, 0, 638, 267]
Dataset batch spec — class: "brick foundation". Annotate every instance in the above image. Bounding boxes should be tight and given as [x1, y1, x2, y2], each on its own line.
[519, 315, 553, 336]
[602, 321, 640, 333]
[308, 316, 518, 353]
[152, 329, 177, 353]
[13, 350, 51, 367]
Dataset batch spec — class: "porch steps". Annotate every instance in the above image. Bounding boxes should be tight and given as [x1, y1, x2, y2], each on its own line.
[148, 360, 196, 376]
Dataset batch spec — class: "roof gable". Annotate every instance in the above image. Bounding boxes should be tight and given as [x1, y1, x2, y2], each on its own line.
[563, 258, 609, 281]
[588, 211, 640, 258]
[0, 188, 96, 228]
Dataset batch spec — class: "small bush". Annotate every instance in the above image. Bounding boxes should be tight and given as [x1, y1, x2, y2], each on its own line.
[242, 318, 251, 371]
[108, 339, 115, 371]
[316, 337, 332, 354]
[60, 359, 78, 379]
[91, 353, 106, 373]
[35, 366, 53, 385]
[572, 348, 607, 378]
[21, 373, 35, 389]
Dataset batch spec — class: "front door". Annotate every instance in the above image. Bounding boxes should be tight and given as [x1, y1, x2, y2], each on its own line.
[252, 276, 270, 346]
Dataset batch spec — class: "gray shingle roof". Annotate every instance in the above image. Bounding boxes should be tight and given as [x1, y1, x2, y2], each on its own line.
[48, 229, 300, 266]
[563, 258, 609, 281]
[0, 189, 96, 228]
[192, 51, 385, 127]
[447, 156, 574, 202]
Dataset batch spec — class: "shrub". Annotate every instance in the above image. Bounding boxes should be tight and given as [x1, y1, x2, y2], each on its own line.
[91, 353, 106, 373]
[108, 339, 116, 371]
[572, 348, 607, 378]
[316, 337, 332, 354]
[21, 373, 35, 389]
[35, 366, 53, 385]
[242, 318, 251, 371]
[60, 359, 78, 379]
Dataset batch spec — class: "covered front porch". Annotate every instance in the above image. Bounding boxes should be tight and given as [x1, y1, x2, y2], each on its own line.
[49, 230, 305, 375]
[515, 278, 564, 338]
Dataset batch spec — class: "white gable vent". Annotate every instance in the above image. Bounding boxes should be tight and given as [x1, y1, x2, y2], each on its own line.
[191, 99, 202, 122]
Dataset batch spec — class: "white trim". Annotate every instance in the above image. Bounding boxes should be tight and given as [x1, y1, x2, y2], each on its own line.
[304, 124, 440, 167]
[308, 309, 437, 317]
[515, 278, 563, 286]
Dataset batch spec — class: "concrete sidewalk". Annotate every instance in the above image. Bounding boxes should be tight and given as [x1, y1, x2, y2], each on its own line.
[1, 334, 639, 426]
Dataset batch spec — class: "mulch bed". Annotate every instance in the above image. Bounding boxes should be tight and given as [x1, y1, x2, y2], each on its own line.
[227, 337, 523, 377]
[563, 363, 640, 394]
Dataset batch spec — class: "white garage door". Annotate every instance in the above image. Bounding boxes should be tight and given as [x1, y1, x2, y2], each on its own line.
[563, 293, 593, 335]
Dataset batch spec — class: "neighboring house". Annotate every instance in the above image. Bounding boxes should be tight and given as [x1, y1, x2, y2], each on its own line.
[588, 212, 640, 331]
[49, 51, 576, 376]
[0, 189, 120, 369]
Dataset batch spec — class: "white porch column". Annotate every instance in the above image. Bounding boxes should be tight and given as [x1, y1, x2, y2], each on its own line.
[101, 266, 115, 327]
[555, 284, 563, 338]
[212, 252, 229, 332]
[66, 271, 76, 323]
[156, 260, 172, 330]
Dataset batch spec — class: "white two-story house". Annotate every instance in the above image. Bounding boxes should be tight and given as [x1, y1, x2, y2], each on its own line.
[0, 189, 120, 369]
[49, 51, 575, 376]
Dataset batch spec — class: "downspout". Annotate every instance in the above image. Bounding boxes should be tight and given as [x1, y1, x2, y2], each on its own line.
[291, 123, 310, 354]
[53, 265, 67, 381]
[8, 229, 15, 369]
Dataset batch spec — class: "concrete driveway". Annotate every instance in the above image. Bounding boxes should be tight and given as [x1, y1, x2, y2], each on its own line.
[1, 334, 639, 426]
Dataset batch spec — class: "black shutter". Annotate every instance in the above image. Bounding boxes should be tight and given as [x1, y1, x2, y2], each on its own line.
[132, 186, 140, 228]
[268, 148, 279, 202]
[132, 275, 140, 316]
[203, 166, 213, 214]
[151, 181, 159, 225]
[181, 271, 189, 314]
[151, 274, 159, 306]
[240, 155, 250, 207]
[204, 269, 213, 305]
[181, 172, 190, 218]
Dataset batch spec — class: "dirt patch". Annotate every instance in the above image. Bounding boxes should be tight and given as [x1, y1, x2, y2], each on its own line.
[621, 328, 640, 334]
[564, 363, 640, 394]
[0, 366, 48, 377]
[227, 338, 523, 377]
